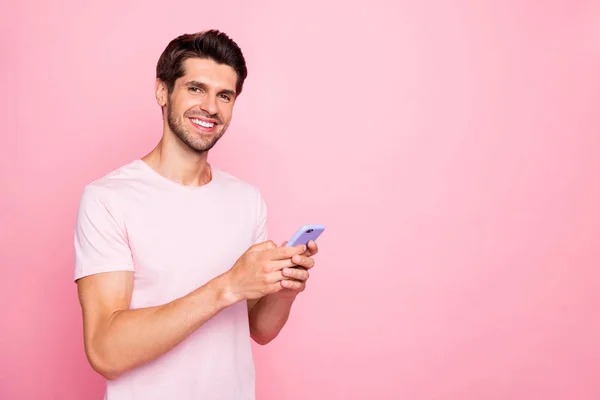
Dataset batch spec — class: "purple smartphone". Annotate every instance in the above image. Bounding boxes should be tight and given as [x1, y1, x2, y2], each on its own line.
[285, 224, 325, 247]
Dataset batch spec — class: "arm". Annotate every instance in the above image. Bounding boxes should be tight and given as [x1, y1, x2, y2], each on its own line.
[247, 240, 318, 345]
[77, 241, 305, 380]
[77, 270, 237, 380]
[74, 188, 239, 379]
[247, 292, 297, 345]
[74, 187, 305, 379]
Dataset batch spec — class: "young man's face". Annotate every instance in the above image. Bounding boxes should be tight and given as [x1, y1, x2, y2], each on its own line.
[157, 57, 238, 153]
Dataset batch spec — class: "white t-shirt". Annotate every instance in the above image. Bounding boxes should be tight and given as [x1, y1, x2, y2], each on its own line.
[74, 159, 267, 400]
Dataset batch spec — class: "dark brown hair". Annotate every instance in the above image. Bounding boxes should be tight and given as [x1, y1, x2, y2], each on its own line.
[156, 29, 248, 96]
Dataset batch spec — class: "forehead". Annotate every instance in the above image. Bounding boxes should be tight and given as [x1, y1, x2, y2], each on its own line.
[178, 58, 237, 91]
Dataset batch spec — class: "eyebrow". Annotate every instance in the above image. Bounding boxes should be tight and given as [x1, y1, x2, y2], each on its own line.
[184, 80, 237, 98]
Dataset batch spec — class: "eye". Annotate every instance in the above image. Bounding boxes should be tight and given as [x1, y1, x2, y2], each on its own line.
[189, 87, 203, 93]
[219, 93, 232, 102]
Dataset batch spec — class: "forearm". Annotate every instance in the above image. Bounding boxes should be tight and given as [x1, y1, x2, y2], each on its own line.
[87, 274, 237, 379]
[248, 293, 297, 345]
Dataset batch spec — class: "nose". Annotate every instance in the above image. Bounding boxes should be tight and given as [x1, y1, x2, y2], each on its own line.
[199, 93, 219, 117]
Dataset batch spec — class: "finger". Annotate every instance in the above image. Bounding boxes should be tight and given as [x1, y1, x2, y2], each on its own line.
[268, 244, 306, 260]
[281, 279, 305, 292]
[267, 270, 290, 284]
[267, 282, 284, 295]
[267, 253, 314, 271]
[267, 258, 297, 271]
[305, 240, 319, 256]
[282, 267, 309, 281]
[274, 270, 288, 283]
[281, 241, 288, 246]
[291, 254, 315, 269]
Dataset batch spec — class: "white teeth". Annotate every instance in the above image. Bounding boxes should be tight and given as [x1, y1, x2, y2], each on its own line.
[191, 118, 214, 128]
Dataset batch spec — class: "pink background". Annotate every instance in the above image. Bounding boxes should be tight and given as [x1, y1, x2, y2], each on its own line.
[1, 1, 600, 399]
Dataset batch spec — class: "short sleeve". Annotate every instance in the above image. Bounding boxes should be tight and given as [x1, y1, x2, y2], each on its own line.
[254, 189, 268, 244]
[73, 186, 135, 281]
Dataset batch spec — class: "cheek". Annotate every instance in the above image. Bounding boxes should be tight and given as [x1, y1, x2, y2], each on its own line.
[167, 98, 183, 115]
[220, 104, 234, 120]
[173, 95, 195, 114]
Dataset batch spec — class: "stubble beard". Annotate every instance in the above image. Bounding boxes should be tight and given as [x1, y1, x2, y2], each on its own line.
[166, 101, 228, 154]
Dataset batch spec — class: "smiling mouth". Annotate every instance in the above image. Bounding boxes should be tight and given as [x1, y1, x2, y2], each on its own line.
[190, 118, 216, 129]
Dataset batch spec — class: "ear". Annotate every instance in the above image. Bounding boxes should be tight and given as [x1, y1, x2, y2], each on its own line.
[155, 79, 167, 107]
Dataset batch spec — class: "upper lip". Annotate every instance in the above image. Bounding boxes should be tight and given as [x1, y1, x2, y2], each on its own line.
[189, 116, 218, 124]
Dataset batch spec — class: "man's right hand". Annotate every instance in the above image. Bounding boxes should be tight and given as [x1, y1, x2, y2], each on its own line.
[223, 241, 307, 301]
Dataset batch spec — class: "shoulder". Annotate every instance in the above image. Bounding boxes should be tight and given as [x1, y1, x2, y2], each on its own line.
[213, 168, 269, 238]
[77, 160, 145, 214]
[213, 167, 266, 204]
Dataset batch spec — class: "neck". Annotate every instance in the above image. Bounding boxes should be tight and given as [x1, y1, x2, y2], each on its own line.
[142, 135, 212, 187]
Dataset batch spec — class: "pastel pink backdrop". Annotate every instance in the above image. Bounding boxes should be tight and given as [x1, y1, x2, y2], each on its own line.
[1, 1, 599, 399]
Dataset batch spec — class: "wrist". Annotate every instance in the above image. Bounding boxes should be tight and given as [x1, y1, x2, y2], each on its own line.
[273, 290, 298, 303]
[212, 272, 244, 307]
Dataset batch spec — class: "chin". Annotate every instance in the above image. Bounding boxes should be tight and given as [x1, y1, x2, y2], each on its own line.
[188, 136, 221, 153]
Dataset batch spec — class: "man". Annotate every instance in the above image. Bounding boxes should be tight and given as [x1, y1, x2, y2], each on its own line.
[74, 29, 319, 400]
